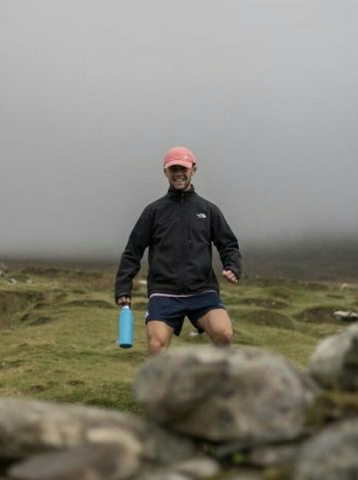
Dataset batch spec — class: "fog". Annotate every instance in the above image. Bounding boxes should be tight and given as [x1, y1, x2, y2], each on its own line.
[1, 0, 357, 261]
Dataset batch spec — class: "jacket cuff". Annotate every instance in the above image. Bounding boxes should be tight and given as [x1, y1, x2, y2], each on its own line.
[114, 292, 131, 304]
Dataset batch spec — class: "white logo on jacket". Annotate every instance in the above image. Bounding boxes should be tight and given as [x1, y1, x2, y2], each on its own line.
[196, 213, 206, 219]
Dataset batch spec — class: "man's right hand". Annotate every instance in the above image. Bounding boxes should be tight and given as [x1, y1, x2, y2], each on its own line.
[117, 296, 131, 306]
[222, 269, 239, 284]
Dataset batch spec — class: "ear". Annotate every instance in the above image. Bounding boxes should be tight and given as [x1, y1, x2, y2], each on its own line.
[163, 168, 169, 178]
[192, 165, 197, 175]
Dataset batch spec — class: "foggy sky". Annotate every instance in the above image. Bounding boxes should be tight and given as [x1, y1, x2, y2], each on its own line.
[1, 0, 357, 261]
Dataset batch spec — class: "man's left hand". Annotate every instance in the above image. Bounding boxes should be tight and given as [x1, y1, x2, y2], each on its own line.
[222, 269, 239, 284]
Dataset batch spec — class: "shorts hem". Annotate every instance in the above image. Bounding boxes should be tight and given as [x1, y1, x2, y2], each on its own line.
[190, 305, 227, 332]
[145, 318, 179, 335]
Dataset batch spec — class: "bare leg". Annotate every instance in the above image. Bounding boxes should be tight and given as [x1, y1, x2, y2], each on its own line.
[197, 309, 234, 346]
[146, 320, 174, 357]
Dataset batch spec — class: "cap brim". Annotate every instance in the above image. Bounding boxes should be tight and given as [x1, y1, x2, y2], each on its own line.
[164, 160, 194, 169]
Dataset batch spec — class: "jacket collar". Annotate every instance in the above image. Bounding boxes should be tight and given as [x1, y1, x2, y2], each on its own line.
[167, 185, 196, 201]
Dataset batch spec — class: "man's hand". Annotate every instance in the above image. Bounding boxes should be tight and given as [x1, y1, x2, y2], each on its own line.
[117, 296, 131, 306]
[222, 269, 239, 284]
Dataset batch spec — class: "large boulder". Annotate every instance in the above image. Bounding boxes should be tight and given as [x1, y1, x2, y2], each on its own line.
[0, 397, 200, 478]
[308, 324, 358, 390]
[134, 346, 318, 444]
[294, 418, 358, 480]
[130, 457, 220, 480]
[8, 444, 130, 480]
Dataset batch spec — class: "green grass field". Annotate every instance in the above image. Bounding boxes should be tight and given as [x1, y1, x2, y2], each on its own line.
[1, 264, 357, 415]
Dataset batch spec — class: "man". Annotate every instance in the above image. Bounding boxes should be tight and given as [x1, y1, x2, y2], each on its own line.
[115, 146, 242, 356]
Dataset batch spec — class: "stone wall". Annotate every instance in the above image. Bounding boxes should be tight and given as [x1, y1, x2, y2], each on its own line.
[1, 325, 358, 479]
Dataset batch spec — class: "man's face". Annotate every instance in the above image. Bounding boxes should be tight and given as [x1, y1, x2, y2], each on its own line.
[164, 165, 196, 191]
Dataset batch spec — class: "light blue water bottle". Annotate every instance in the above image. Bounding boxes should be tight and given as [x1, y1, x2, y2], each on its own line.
[118, 305, 133, 349]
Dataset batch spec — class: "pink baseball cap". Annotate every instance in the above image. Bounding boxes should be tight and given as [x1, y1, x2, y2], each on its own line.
[163, 146, 196, 169]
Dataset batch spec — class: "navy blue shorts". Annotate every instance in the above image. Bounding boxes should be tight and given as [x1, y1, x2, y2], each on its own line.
[145, 291, 226, 336]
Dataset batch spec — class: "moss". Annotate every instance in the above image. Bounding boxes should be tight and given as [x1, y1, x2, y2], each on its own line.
[239, 309, 295, 330]
[307, 391, 358, 427]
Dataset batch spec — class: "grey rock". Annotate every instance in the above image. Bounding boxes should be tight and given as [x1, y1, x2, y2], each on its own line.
[132, 470, 190, 480]
[134, 346, 318, 444]
[294, 418, 358, 480]
[171, 456, 220, 478]
[309, 324, 358, 390]
[0, 397, 196, 467]
[135, 475, 190, 480]
[223, 474, 264, 480]
[0, 397, 141, 460]
[141, 421, 197, 466]
[126, 456, 219, 480]
[8, 443, 135, 480]
[248, 443, 300, 467]
[0, 262, 8, 277]
[334, 310, 358, 322]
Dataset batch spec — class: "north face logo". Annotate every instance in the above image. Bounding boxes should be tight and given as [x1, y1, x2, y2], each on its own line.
[196, 213, 206, 219]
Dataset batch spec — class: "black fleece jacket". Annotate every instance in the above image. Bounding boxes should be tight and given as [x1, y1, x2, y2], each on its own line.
[114, 186, 242, 301]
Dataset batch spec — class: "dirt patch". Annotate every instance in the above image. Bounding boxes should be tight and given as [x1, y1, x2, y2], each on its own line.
[67, 380, 86, 386]
[61, 299, 115, 309]
[30, 316, 53, 326]
[241, 309, 295, 330]
[32, 292, 68, 310]
[0, 291, 45, 329]
[21, 267, 103, 278]
[28, 385, 47, 393]
[239, 297, 289, 310]
[299, 282, 329, 291]
[267, 287, 293, 300]
[11, 273, 31, 283]
[246, 278, 295, 288]
[294, 305, 348, 324]
[19, 312, 54, 326]
[33, 301, 49, 310]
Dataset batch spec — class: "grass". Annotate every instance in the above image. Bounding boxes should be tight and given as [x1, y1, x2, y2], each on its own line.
[1, 264, 358, 413]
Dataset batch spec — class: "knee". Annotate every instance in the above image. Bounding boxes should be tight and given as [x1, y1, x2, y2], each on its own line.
[213, 327, 234, 346]
[148, 336, 168, 356]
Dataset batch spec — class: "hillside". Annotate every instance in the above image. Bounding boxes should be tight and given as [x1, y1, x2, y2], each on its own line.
[1, 263, 357, 413]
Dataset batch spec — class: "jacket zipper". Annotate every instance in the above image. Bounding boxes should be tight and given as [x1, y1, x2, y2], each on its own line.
[179, 192, 187, 292]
